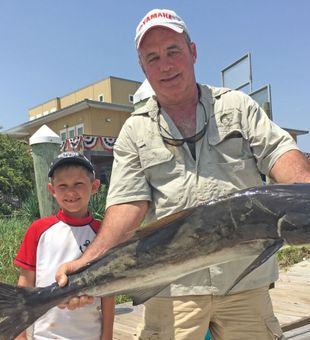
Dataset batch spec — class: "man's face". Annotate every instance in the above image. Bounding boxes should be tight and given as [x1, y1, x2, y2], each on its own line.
[138, 27, 197, 104]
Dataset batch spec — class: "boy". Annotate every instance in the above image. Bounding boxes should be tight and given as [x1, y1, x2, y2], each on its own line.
[14, 151, 115, 340]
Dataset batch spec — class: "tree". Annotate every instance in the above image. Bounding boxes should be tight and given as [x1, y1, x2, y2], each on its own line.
[0, 134, 34, 216]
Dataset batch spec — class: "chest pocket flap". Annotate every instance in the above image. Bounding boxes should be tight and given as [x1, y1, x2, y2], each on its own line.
[208, 108, 248, 145]
[137, 140, 174, 170]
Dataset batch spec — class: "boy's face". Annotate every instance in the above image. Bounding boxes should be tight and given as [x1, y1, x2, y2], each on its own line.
[48, 166, 100, 219]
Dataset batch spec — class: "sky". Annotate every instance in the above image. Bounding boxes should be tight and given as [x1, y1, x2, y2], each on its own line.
[0, 0, 309, 152]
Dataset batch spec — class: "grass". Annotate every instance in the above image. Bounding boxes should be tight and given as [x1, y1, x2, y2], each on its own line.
[0, 216, 30, 283]
[1, 216, 309, 305]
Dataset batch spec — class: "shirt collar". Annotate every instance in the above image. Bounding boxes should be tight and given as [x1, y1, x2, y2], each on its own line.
[130, 84, 231, 119]
[56, 209, 94, 226]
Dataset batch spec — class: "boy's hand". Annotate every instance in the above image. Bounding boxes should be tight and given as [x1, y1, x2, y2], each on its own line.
[56, 259, 94, 309]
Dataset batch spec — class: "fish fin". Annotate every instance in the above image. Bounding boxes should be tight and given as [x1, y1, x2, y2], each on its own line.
[0, 282, 50, 340]
[130, 284, 170, 306]
[224, 238, 284, 295]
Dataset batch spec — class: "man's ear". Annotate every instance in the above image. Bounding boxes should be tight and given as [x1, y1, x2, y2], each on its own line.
[47, 182, 56, 197]
[191, 42, 197, 63]
[91, 179, 101, 194]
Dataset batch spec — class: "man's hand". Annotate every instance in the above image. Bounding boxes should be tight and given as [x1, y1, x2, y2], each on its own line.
[56, 259, 94, 310]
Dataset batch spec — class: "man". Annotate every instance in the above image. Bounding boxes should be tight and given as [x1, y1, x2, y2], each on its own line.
[57, 9, 310, 340]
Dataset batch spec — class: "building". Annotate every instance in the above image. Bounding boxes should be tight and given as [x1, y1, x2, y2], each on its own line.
[4, 76, 141, 182]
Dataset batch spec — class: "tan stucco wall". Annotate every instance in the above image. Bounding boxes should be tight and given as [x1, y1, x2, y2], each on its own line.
[110, 78, 141, 105]
[94, 80, 112, 102]
[88, 108, 130, 136]
[28, 77, 141, 120]
[29, 98, 60, 120]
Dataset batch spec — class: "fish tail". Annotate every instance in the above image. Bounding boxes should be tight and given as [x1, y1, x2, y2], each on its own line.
[0, 282, 51, 340]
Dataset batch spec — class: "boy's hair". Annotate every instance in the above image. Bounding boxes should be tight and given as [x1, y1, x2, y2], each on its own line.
[48, 152, 95, 181]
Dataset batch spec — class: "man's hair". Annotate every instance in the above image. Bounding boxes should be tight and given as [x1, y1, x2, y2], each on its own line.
[183, 31, 192, 48]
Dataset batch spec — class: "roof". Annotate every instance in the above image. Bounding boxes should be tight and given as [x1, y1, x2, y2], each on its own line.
[3, 99, 133, 137]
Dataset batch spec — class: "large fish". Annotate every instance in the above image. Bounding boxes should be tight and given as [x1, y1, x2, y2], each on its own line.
[1, 183, 310, 339]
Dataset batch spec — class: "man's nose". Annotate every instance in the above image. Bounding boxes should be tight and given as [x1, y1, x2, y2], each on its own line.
[160, 56, 173, 72]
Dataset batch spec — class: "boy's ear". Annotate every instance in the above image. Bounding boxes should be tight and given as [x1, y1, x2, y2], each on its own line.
[91, 179, 101, 194]
[47, 182, 56, 197]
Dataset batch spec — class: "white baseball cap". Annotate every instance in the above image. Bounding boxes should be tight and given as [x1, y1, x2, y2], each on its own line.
[135, 9, 190, 49]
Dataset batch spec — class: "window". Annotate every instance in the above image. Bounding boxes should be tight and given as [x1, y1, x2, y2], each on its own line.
[128, 94, 134, 103]
[60, 123, 84, 140]
[98, 94, 104, 102]
[68, 127, 75, 138]
[59, 129, 67, 141]
[76, 123, 84, 136]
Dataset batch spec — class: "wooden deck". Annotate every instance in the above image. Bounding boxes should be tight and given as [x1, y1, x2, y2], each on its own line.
[113, 260, 310, 339]
[270, 259, 310, 331]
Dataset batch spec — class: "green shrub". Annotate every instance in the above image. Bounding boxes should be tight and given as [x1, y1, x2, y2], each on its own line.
[89, 184, 107, 220]
[277, 245, 310, 269]
[20, 190, 40, 220]
[0, 202, 14, 217]
[0, 134, 35, 215]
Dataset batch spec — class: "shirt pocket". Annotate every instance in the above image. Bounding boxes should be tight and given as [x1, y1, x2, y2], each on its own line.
[137, 139, 174, 170]
[205, 124, 262, 191]
[208, 123, 250, 161]
[137, 140, 185, 208]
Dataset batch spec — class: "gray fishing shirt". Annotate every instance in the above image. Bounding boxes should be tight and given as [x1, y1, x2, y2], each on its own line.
[106, 84, 299, 296]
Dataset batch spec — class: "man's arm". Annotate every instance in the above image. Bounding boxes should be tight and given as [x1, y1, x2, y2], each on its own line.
[56, 200, 148, 307]
[269, 149, 310, 183]
[82, 200, 149, 262]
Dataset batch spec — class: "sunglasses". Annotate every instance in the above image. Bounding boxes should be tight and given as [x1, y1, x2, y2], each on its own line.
[157, 103, 208, 147]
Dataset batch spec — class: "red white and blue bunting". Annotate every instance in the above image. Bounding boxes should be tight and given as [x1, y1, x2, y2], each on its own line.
[61, 135, 116, 153]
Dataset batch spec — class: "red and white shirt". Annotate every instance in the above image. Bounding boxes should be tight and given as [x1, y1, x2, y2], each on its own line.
[15, 210, 103, 340]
